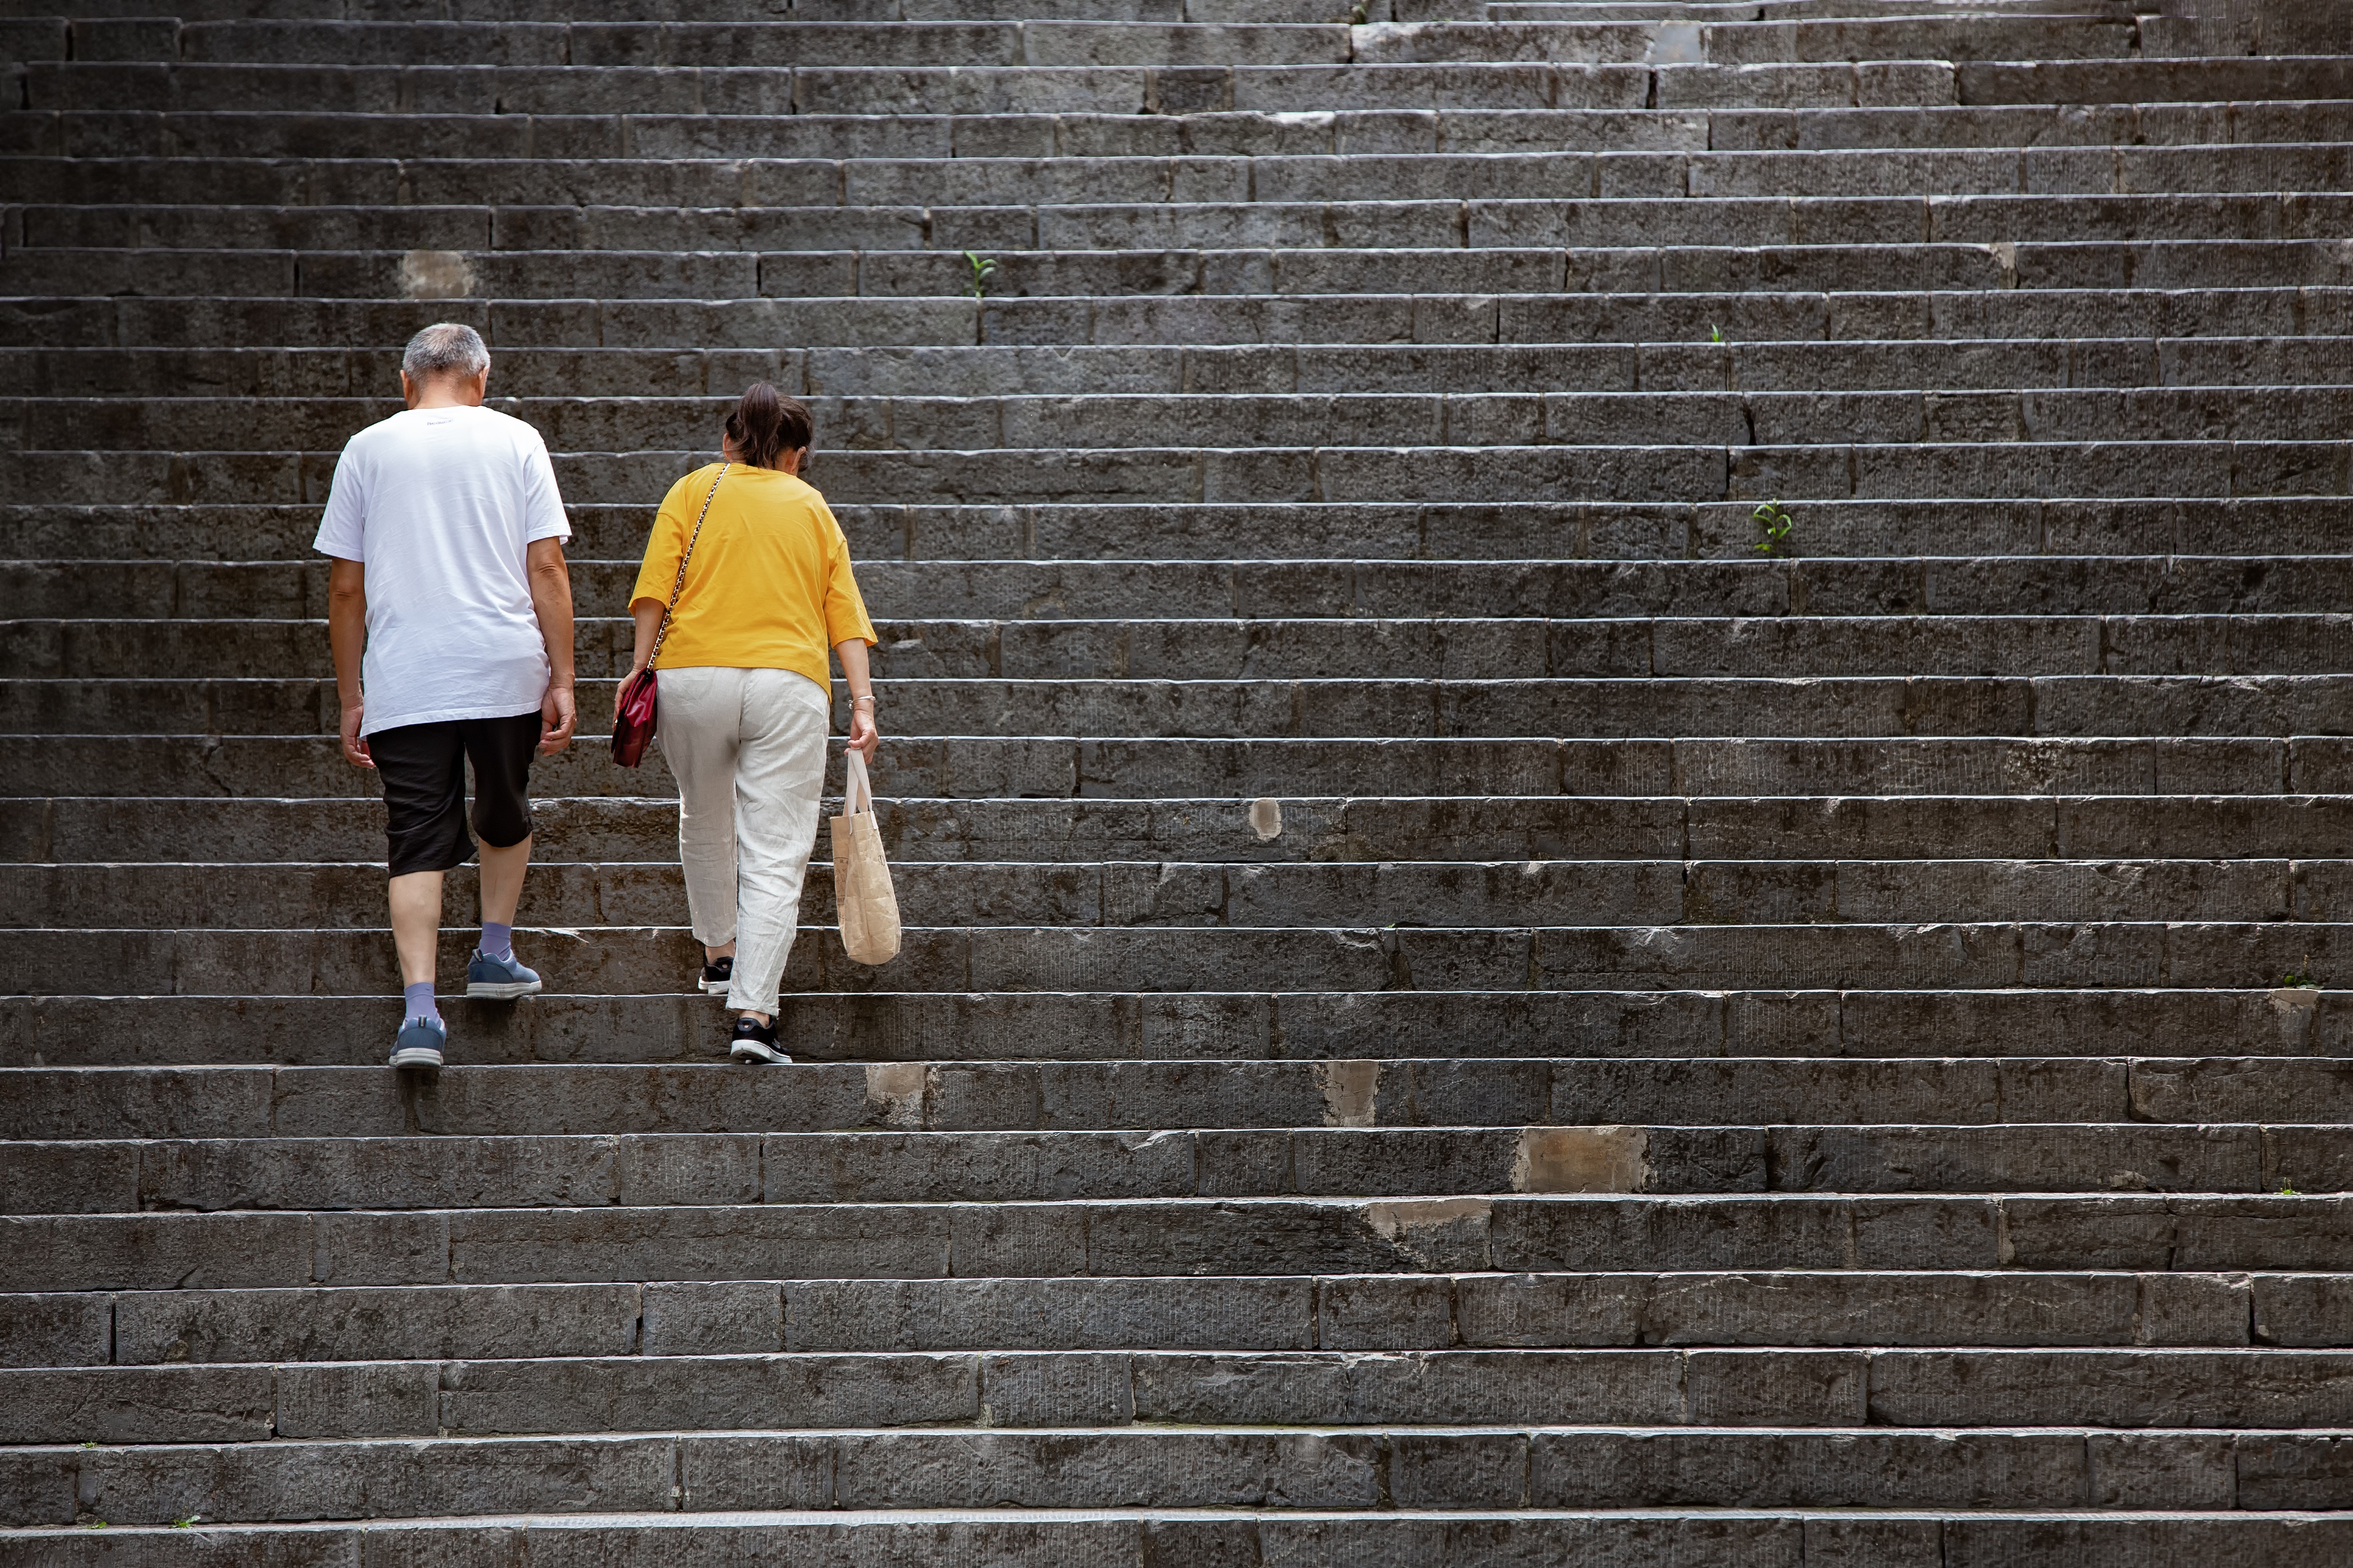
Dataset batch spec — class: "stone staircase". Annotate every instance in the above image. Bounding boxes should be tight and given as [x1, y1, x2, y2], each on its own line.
[7, 0, 2353, 1559]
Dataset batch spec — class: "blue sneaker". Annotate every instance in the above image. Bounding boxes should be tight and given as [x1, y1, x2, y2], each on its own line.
[466, 947, 542, 1000]
[390, 1014, 446, 1070]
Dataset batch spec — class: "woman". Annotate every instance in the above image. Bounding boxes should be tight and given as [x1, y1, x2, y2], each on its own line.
[619, 384, 880, 1063]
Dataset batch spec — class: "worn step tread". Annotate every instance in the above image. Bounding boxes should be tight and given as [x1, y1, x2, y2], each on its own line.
[8, 1341, 2353, 1445]
[7, 987, 2343, 1068]
[1, 1268, 2329, 1368]
[8, 1119, 2352, 1212]
[7, 1420, 2353, 1524]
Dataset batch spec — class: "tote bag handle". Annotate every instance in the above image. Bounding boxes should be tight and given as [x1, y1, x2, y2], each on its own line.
[843, 748, 876, 815]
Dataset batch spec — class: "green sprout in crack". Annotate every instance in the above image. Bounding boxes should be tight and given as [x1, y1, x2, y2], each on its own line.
[173, 1517, 203, 1530]
[1752, 499, 1793, 556]
[2281, 1186, 2301, 1197]
[2284, 971, 2319, 989]
[963, 251, 998, 298]
[1709, 323, 1726, 344]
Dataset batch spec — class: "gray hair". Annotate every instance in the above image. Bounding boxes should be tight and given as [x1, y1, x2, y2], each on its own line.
[401, 322, 490, 382]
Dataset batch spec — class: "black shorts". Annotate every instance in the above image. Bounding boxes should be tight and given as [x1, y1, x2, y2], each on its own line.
[370, 711, 541, 877]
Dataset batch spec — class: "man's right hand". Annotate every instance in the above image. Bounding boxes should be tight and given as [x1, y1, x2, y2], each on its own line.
[341, 702, 373, 768]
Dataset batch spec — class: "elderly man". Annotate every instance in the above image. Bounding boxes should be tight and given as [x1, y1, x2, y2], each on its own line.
[317, 323, 577, 1070]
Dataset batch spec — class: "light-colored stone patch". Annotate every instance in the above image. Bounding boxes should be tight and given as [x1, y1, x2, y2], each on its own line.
[1315, 1059, 1381, 1127]
[1365, 1197, 1490, 1239]
[399, 250, 476, 300]
[1647, 21, 1703, 62]
[1363, 1197, 1491, 1270]
[864, 1062, 928, 1128]
[1512, 1125, 1650, 1194]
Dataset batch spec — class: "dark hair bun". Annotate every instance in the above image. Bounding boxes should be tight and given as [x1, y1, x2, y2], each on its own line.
[724, 383, 814, 470]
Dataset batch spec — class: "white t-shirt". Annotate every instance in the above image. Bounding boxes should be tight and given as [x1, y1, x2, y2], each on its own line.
[313, 404, 572, 736]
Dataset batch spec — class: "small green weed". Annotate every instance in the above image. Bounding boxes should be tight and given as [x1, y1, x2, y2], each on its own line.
[78, 1440, 97, 1449]
[84, 1522, 106, 1531]
[2283, 971, 2318, 989]
[1708, 323, 1725, 344]
[1346, 1, 1367, 20]
[962, 250, 998, 298]
[1752, 499, 1793, 556]
[2281, 1186, 2301, 1197]
[173, 1516, 202, 1530]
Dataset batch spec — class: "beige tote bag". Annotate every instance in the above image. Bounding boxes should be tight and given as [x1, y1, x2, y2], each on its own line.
[830, 750, 901, 965]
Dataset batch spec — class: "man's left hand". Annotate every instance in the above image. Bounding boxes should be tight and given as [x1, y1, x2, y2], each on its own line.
[540, 683, 577, 753]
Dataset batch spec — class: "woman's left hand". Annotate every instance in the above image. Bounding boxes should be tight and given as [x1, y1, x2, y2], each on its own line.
[847, 702, 879, 764]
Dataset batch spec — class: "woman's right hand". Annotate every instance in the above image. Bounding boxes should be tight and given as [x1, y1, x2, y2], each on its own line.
[614, 663, 647, 721]
[847, 701, 880, 764]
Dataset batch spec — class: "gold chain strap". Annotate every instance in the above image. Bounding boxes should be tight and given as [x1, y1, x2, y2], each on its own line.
[646, 462, 728, 672]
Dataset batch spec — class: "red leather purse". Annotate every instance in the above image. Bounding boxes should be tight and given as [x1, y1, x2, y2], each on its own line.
[612, 463, 728, 768]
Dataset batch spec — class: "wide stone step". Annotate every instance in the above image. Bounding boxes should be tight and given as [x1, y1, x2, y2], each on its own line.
[15, 916, 2345, 993]
[9, 148, 2353, 243]
[96, 20, 1370, 69]
[23, 723, 2334, 798]
[2, 1265, 2318, 1370]
[14, 339, 2353, 407]
[7, 1508, 2348, 1567]
[28, 52, 2350, 117]
[12, 1418, 2351, 1524]
[167, 188, 2353, 250]
[116, 230, 2353, 300]
[27, 555, 2353, 623]
[12, 279, 2353, 356]
[6, 855, 2346, 930]
[5, 1054, 2344, 1138]
[96, 15, 2138, 71]
[10, 1120, 2348, 1214]
[7, 176, 2349, 240]
[14, 0, 1395, 25]
[2, 58, 1935, 117]
[8, 988, 2337, 1069]
[15, 672, 2353, 740]
[6, 494, 2346, 564]
[14, 101, 2353, 164]
[2, 1509, 2349, 1567]
[8, 142, 2344, 226]
[9, 1338, 2353, 1445]
[5, 1186, 2352, 1289]
[24, 387, 2353, 456]
[14, 47, 2333, 104]
[12, 436, 2347, 509]
[17, 612, 2353, 680]
[15, 789, 2352, 865]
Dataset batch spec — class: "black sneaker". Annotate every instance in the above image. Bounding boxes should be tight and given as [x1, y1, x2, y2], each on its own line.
[729, 1014, 789, 1064]
[700, 956, 733, 997]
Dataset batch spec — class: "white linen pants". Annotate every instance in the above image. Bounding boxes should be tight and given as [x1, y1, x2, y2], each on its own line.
[655, 666, 831, 1016]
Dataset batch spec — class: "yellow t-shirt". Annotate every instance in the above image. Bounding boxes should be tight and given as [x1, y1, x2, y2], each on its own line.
[628, 463, 877, 687]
